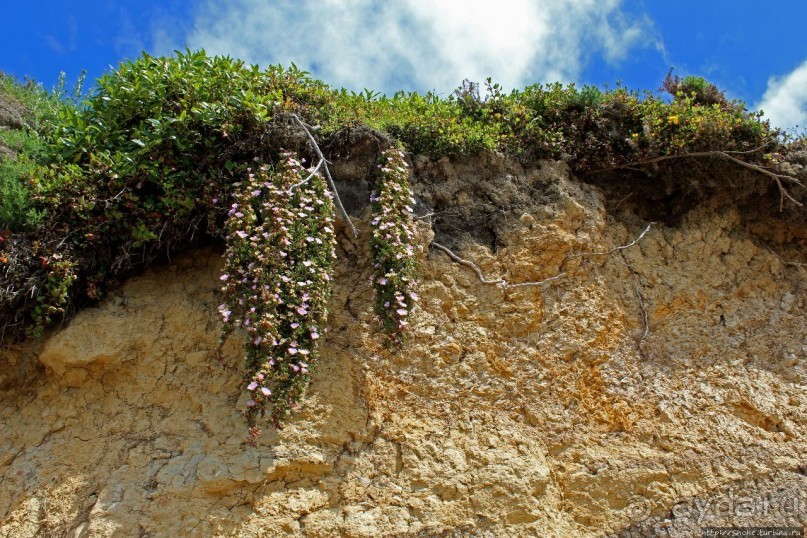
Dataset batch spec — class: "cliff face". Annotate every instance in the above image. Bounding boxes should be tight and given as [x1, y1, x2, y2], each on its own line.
[1, 155, 805, 537]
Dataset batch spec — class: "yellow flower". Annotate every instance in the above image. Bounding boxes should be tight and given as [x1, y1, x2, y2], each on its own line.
[667, 115, 680, 125]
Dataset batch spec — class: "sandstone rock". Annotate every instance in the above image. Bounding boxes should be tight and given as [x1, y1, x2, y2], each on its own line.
[39, 306, 137, 374]
[1, 156, 805, 536]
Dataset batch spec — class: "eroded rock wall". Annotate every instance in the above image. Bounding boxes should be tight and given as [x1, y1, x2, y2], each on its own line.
[1, 157, 805, 537]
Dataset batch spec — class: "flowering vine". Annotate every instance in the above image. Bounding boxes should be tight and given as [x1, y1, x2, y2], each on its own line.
[370, 147, 419, 345]
[219, 152, 336, 443]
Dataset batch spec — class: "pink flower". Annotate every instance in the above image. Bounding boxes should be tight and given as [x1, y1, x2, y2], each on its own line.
[260, 387, 271, 396]
[397, 309, 407, 316]
[246, 400, 256, 407]
[247, 381, 258, 391]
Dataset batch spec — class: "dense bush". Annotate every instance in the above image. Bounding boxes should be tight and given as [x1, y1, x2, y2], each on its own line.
[0, 74, 56, 231]
[0, 49, 802, 436]
[661, 70, 729, 107]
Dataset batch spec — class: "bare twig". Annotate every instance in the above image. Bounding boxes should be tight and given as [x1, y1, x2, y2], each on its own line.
[431, 222, 656, 290]
[290, 114, 358, 238]
[588, 150, 804, 211]
[96, 186, 127, 206]
[414, 212, 435, 221]
[588, 224, 654, 342]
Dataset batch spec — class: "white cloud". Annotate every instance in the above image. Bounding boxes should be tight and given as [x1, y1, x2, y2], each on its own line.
[756, 60, 807, 132]
[172, 0, 652, 94]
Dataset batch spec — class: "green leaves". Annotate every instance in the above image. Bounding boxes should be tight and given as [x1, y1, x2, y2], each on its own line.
[219, 154, 336, 442]
[370, 148, 419, 346]
[1, 50, 797, 438]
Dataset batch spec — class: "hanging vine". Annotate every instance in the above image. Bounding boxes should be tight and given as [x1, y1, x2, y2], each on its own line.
[370, 147, 419, 346]
[219, 152, 336, 444]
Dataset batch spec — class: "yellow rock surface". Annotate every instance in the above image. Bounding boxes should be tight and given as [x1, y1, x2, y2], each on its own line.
[1, 158, 805, 537]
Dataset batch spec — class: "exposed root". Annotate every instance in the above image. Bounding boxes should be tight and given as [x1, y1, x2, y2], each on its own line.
[617, 253, 650, 343]
[431, 222, 654, 342]
[504, 273, 567, 289]
[588, 151, 804, 211]
[568, 223, 653, 258]
[431, 242, 567, 289]
[290, 114, 358, 238]
[430, 242, 504, 286]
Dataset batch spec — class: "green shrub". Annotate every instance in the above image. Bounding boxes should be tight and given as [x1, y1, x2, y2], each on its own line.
[661, 70, 729, 108]
[0, 74, 59, 231]
[1, 50, 799, 437]
[0, 147, 45, 231]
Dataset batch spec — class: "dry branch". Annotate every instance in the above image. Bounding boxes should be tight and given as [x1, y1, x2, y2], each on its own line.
[431, 222, 655, 291]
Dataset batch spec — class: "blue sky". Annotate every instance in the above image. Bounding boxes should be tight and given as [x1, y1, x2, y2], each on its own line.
[2, 1, 806, 131]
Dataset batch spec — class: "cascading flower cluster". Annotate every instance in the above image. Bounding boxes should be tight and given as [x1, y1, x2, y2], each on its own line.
[370, 147, 419, 345]
[219, 152, 336, 443]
